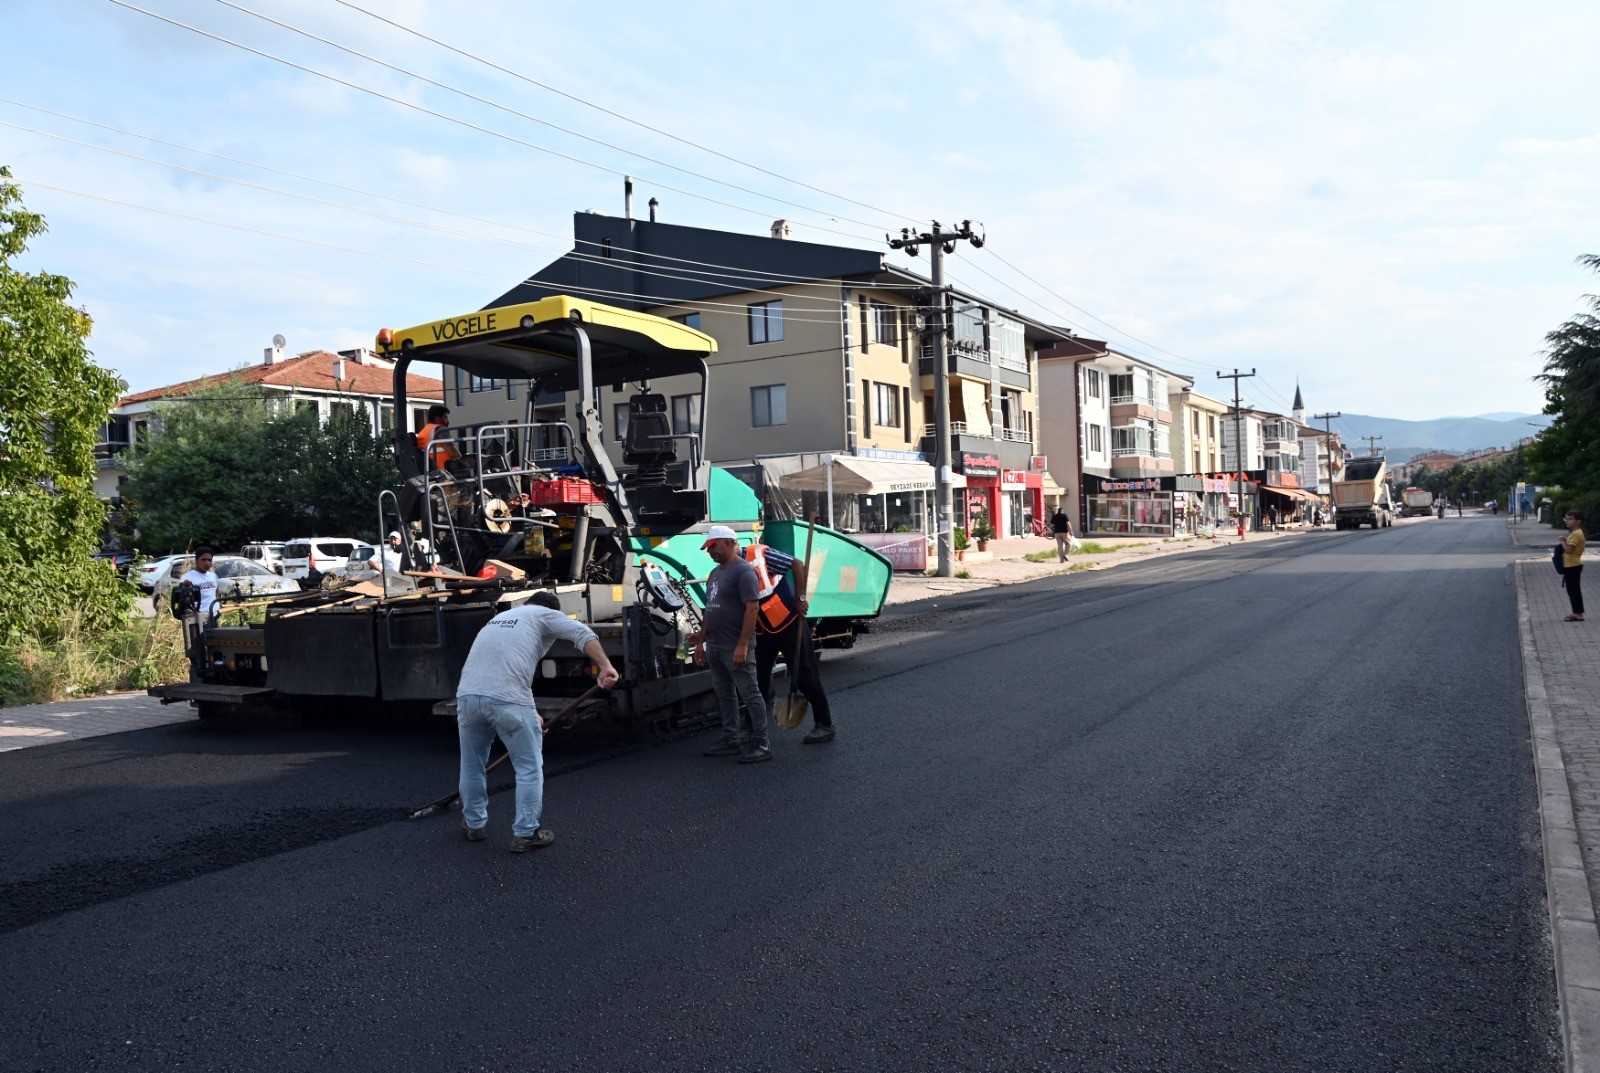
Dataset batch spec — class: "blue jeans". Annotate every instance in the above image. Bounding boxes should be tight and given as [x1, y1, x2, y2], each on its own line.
[705, 645, 769, 750]
[457, 694, 545, 837]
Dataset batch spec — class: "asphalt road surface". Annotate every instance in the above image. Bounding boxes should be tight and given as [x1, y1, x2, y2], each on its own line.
[1, 515, 1559, 1072]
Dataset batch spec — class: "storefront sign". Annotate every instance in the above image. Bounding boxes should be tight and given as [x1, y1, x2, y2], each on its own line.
[1029, 455, 1048, 472]
[1001, 469, 1028, 485]
[1102, 478, 1160, 491]
[849, 531, 928, 572]
[854, 447, 928, 464]
[959, 453, 1001, 478]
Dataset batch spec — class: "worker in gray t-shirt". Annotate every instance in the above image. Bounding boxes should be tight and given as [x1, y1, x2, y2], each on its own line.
[455, 590, 619, 853]
[687, 524, 772, 763]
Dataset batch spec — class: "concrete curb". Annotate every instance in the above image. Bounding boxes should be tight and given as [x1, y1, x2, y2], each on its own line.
[1517, 560, 1600, 1072]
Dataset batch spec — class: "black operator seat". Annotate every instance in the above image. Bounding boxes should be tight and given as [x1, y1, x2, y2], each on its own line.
[623, 393, 676, 477]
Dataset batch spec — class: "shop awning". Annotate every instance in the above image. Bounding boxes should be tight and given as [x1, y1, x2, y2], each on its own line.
[780, 456, 964, 495]
[1261, 485, 1322, 502]
[1040, 473, 1067, 498]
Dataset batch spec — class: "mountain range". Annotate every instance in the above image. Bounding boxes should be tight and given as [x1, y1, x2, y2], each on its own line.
[1330, 413, 1551, 462]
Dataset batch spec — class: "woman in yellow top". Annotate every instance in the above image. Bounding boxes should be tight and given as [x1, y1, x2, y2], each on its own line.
[1562, 508, 1586, 621]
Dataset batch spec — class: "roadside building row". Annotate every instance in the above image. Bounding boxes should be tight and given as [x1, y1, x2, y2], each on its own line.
[97, 202, 1347, 556]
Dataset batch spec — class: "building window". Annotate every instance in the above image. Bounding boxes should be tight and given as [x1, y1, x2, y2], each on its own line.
[859, 302, 870, 352]
[749, 300, 784, 344]
[470, 375, 504, 392]
[671, 393, 701, 436]
[872, 303, 899, 346]
[873, 382, 901, 430]
[1088, 424, 1103, 454]
[1109, 373, 1133, 403]
[671, 312, 702, 330]
[1086, 369, 1103, 400]
[613, 403, 630, 443]
[751, 384, 787, 427]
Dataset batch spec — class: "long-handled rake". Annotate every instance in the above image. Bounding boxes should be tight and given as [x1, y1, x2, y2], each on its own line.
[408, 684, 602, 820]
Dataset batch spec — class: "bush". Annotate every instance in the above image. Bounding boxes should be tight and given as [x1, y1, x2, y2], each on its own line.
[1553, 491, 1600, 531]
[0, 611, 189, 707]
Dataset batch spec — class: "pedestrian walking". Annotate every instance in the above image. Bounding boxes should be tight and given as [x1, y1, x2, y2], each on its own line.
[455, 591, 620, 851]
[1051, 507, 1074, 562]
[688, 524, 773, 763]
[1562, 508, 1586, 622]
[744, 541, 835, 744]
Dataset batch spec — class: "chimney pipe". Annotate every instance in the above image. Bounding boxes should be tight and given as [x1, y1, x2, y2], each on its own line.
[624, 176, 634, 221]
[334, 358, 346, 385]
[648, 197, 659, 223]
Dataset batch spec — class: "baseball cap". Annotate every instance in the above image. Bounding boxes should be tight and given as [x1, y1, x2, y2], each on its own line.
[700, 524, 739, 549]
[387, 531, 402, 541]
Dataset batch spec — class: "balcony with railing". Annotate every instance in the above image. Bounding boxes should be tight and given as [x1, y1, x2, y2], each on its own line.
[94, 440, 133, 468]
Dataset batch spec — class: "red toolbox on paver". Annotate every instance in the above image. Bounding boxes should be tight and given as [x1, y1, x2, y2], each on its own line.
[527, 478, 603, 506]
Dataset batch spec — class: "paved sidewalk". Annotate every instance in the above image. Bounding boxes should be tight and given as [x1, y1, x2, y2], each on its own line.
[1512, 516, 1600, 1071]
[0, 692, 191, 752]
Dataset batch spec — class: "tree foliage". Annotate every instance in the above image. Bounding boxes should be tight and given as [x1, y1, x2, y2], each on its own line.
[1527, 254, 1600, 494]
[124, 388, 399, 549]
[0, 167, 133, 642]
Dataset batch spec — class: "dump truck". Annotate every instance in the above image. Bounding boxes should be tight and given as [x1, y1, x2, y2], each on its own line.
[1399, 487, 1434, 518]
[1332, 456, 1395, 530]
[151, 296, 892, 729]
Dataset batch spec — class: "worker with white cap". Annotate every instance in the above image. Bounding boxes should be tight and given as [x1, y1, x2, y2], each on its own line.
[366, 531, 405, 576]
[686, 524, 772, 763]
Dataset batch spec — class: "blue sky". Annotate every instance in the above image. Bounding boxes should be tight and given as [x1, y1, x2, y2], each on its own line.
[4, 0, 1598, 430]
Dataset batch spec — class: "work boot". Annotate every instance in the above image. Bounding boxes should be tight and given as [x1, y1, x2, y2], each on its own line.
[737, 746, 774, 764]
[509, 829, 555, 853]
[702, 742, 742, 757]
[461, 820, 487, 842]
[803, 725, 837, 744]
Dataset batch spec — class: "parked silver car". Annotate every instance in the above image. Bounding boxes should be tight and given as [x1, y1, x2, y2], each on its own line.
[238, 542, 286, 574]
[279, 537, 361, 588]
[151, 555, 300, 609]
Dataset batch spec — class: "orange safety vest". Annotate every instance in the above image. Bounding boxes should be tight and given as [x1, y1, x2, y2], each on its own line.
[742, 544, 802, 636]
[416, 422, 460, 468]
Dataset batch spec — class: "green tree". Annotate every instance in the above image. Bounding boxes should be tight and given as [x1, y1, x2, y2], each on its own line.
[124, 388, 399, 548]
[0, 167, 133, 641]
[1528, 254, 1600, 494]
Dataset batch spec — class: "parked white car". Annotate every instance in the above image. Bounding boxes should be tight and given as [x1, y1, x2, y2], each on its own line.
[279, 537, 361, 587]
[151, 555, 300, 609]
[134, 553, 188, 592]
[238, 542, 286, 574]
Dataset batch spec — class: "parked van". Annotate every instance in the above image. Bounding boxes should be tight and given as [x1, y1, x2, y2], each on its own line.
[280, 537, 360, 587]
[238, 541, 286, 574]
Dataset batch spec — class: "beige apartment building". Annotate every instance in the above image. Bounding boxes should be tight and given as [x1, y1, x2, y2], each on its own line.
[443, 211, 1061, 540]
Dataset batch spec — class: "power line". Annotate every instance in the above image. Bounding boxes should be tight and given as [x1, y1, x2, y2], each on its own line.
[1, 96, 932, 296]
[330, 0, 920, 228]
[104, 0, 886, 246]
[208, 0, 905, 236]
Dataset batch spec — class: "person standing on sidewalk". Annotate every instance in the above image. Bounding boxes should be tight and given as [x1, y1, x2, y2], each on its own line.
[1051, 507, 1075, 562]
[745, 541, 835, 744]
[688, 525, 773, 763]
[455, 591, 620, 852]
[1562, 509, 1586, 622]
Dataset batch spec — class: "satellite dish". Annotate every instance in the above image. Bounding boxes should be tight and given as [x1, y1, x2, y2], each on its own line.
[272, 334, 287, 349]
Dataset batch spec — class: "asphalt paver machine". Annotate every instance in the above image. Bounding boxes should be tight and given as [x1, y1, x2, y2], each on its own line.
[153, 295, 893, 728]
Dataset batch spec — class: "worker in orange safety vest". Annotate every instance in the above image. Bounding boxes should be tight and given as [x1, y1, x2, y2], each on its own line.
[742, 542, 835, 744]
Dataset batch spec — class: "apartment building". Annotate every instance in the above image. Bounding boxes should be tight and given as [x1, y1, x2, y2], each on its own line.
[1037, 341, 1195, 535]
[445, 210, 1062, 539]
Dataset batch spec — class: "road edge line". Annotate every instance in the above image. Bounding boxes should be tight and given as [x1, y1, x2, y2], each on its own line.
[1518, 559, 1600, 1073]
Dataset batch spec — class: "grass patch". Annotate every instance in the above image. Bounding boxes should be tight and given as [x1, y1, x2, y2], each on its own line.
[954, 569, 972, 579]
[1024, 550, 1062, 563]
[0, 611, 190, 707]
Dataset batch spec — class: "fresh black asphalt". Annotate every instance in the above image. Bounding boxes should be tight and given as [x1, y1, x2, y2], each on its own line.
[0, 516, 1559, 1071]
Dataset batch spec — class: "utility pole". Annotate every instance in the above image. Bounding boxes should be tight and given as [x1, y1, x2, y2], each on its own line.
[1312, 411, 1341, 497]
[888, 220, 984, 578]
[1362, 434, 1384, 456]
[1217, 368, 1256, 538]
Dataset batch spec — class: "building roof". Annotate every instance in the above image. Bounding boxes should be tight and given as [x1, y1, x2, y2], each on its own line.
[119, 351, 443, 407]
[491, 212, 1065, 346]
